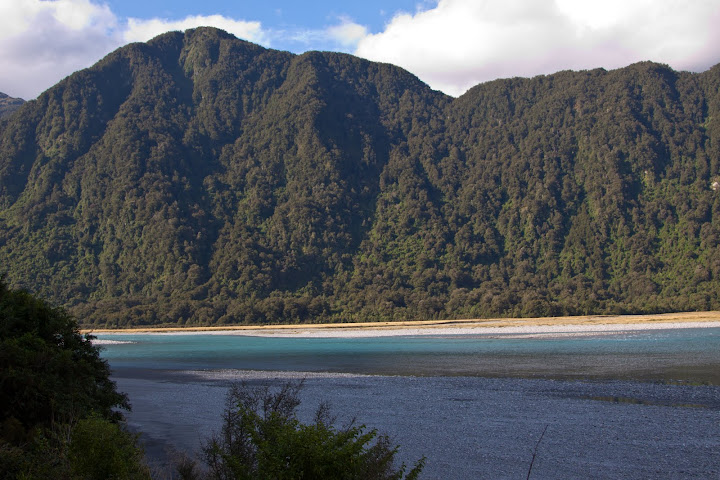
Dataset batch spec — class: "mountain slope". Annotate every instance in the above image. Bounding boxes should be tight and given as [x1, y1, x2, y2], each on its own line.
[1, 28, 719, 327]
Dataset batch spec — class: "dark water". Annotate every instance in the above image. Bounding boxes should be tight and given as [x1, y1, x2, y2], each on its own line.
[97, 328, 720, 479]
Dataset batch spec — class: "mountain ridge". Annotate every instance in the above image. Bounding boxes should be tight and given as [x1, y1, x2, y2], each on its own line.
[1, 27, 719, 327]
[0, 92, 24, 120]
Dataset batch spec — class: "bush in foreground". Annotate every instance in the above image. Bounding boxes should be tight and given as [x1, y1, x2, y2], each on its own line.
[0, 277, 149, 479]
[199, 381, 425, 480]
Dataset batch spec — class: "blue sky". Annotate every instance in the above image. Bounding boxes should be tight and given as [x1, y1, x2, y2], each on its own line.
[105, 0, 428, 54]
[2, 0, 720, 100]
[107, 0, 426, 42]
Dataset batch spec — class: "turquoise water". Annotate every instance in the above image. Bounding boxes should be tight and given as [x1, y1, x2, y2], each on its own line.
[97, 327, 720, 382]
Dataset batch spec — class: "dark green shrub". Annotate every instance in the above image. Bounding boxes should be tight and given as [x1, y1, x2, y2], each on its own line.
[68, 416, 150, 480]
[202, 381, 425, 480]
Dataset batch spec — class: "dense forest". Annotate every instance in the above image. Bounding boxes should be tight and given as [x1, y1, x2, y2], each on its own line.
[1, 27, 720, 328]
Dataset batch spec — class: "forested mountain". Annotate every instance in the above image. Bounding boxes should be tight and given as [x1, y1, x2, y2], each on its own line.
[0, 93, 24, 120]
[1, 27, 720, 327]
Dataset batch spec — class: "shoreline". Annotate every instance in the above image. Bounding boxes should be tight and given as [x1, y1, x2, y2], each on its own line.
[85, 310, 720, 338]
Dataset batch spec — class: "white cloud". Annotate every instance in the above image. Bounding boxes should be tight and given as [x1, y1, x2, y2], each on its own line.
[0, 0, 121, 99]
[279, 18, 369, 52]
[0, 0, 270, 99]
[124, 15, 267, 45]
[326, 18, 369, 48]
[355, 0, 720, 96]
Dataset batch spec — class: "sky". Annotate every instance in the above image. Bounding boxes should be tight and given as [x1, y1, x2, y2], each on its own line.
[2, 0, 720, 100]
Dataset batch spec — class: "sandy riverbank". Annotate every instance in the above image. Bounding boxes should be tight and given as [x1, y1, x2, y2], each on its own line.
[85, 310, 720, 337]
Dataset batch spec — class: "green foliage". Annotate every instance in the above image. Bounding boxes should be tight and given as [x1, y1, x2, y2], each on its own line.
[202, 381, 424, 480]
[0, 278, 144, 479]
[0, 416, 150, 480]
[0, 277, 128, 433]
[2, 28, 720, 326]
[69, 416, 151, 480]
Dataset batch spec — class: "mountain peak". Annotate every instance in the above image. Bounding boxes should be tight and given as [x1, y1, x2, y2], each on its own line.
[0, 91, 24, 119]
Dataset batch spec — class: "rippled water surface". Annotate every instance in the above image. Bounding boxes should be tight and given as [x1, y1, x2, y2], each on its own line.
[97, 328, 720, 479]
[97, 327, 720, 382]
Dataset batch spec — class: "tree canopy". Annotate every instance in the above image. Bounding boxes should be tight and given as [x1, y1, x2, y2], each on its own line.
[201, 381, 424, 480]
[0, 277, 147, 479]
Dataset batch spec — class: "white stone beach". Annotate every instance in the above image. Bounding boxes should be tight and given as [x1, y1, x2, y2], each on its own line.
[89, 311, 720, 339]
[228, 320, 720, 338]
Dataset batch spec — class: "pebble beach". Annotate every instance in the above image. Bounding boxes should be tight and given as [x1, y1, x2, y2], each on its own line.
[88, 310, 720, 339]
